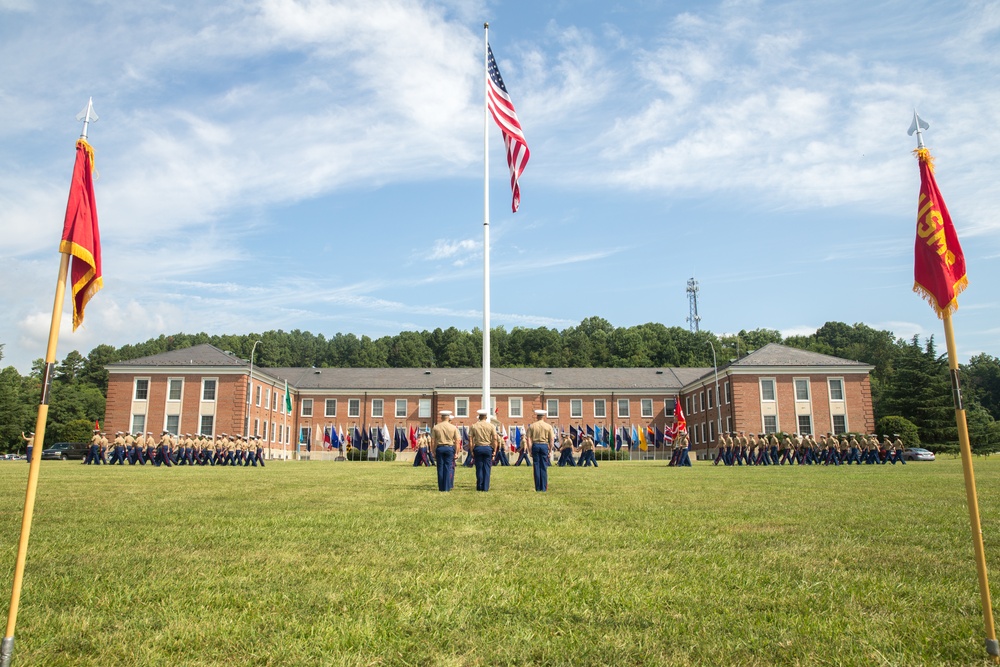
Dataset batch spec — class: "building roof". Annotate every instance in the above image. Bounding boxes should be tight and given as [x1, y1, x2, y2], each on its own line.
[108, 344, 248, 367]
[107, 342, 868, 392]
[730, 343, 871, 368]
[263, 366, 711, 392]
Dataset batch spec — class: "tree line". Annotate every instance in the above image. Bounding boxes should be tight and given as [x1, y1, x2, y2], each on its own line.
[2, 318, 999, 453]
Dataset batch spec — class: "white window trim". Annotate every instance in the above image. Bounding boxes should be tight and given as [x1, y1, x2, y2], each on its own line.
[371, 398, 384, 419]
[828, 377, 845, 402]
[134, 377, 150, 401]
[199, 415, 214, 437]
[265, 388, 271, 410]
[325, 399, 338, 418]
[570, 399, 583, 419]
[255, 385, 262, 407]
[797, 414, 813, 436]
[547, 399, 559, 419]
[699, 391, 705, 413]
[663, 398, 675, 418]
[395, 398, 408, 419]
[763, 415, 778, 434]
[202, 377, 218, 402]
[707, 387, 714, 410]
[253, 418, 259, 437]
[509, 397, 523, 419]
[455, 397, 469, 419]
[640, 399, 653, 419]
[301, 398, 313, 418]
[164, 414, 180, 436]
[166, 377, 183, 402]
[593, 399, 606, 419]
[725, 380, 731, 404]
[348, 399, 361, 419]
[418, 398, 432, 419]
[794, 377, 811, 402]
[617, 398, 630, 419]
[759, 378, 776, 402]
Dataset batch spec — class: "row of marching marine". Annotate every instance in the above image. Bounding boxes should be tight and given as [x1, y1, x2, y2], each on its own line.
[81, 429, 266, 467]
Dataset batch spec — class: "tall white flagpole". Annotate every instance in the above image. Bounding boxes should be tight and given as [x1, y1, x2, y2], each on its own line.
[482, 22, 491, 418]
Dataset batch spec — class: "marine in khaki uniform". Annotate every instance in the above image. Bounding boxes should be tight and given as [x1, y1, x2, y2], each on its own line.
[579, 434, 597, 467]
[432, 410, 460, 492]
[526, 409, 554, 492]
[469, 409, 500, 491]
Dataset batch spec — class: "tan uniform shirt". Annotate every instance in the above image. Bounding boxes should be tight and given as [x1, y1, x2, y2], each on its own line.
[431, 421, 460, 450]
[526, 420, 554, 451]
[470, 420, 499, 449]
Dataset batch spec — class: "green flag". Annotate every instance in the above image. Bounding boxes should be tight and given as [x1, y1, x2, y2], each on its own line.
[284, 380, 292, 414]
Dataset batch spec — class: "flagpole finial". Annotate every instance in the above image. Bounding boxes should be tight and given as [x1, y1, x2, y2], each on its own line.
[908, 109, 929, 149]
[484, 22, 489, 29]
[76, 97, 98, 140]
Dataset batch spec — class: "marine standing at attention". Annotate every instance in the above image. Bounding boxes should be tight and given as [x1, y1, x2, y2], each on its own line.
[470, 409, 501, 492]
[526, 409, 554, 492]
[432, 410, 460, 492]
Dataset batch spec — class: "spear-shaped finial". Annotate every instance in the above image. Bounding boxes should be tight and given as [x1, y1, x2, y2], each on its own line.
[908, 109, 929, 149]
[76, 97, 98, 140]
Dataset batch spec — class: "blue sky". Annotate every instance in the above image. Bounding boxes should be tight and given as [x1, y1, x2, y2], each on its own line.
[1, 0, 999, 373]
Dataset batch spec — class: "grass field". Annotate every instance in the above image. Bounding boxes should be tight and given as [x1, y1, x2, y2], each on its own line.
[2, 456, 1000, 666]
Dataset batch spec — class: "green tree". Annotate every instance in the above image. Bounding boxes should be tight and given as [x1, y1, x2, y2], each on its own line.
[875, 415, 920, 447]
[387, 331, 434, 368]
[0, 366, 31, 452]
[962, 354, 1000, 422]
[81, 344, 118, 392]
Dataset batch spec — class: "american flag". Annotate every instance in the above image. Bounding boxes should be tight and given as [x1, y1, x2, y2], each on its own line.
[487, 44, 530, 212]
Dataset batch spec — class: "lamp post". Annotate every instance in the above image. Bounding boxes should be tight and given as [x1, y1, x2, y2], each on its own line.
[708, 341, 722, 457]
[245, 340, 262, 441]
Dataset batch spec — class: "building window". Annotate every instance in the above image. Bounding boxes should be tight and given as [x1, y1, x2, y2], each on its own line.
[270, 422, 276, 442]
[418, 399, 431, 418]
[570, 399, 583, 419]
[253, 418, 260, 437]
[509, 397, 523, 419]
[760, 379, 776, 402]
[202, 379, 217, 401]
[829, 378, 845, 401]
[699, 391, 705, 412]
[165, 415, 179, 435]
[255, 385, 262, 406]
[167, 378, 182, 401]
[686, 396, 692, 415]
[794, 379, 810, 401]
[617, 399, 630, 418]
[265, 388, 271, 409]
[134, 378, 149, 401]
[701, 423, 705, 443]
[693, 426, 699, 445]
[726, 416, 732, 433]
[301, 399, 313, 417]
[299, 427, 310, 446]
[640, 399, 653, 418]
[272, 391, 278, 411]
[371, 399, 384, 418]
[709, 421, 715, 442]
[131, 414, 145, 433]
[455, 398, 469, 418]
[395, 399, 408, 418]
[664, 399, 675, 417]
[797, 415, 812, 435]
[832, 415, 847, 434]
[325, 399, 337, 417]
[725, 381, 731, 404]
[707, 388, 714, 410]
[348, 399, 361, 418]
[594, 399, 606, 419]
[764, 415, 777, 434]
[261, 421, 267, 440]
[200, 415, 213, 436]
[546, 399, 559, 418]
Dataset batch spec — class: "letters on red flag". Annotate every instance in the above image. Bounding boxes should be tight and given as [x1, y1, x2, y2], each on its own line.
[913, 148, 967, 318]
[59, 139, 103, 330]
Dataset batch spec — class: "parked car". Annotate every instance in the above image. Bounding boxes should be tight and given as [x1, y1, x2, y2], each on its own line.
[902, 447, 935, 462]
[41, 442, 89, 461]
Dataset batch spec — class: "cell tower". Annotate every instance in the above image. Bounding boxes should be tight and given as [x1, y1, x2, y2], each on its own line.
[686, 277, 701, 333]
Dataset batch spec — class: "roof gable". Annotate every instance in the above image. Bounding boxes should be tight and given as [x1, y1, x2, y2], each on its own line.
[109, 344, 248, 368]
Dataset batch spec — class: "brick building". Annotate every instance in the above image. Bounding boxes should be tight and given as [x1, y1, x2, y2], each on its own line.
[105, 343, 873, 458]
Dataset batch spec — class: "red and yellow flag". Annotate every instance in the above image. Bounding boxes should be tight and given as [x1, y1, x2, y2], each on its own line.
[913, 147, 967, 318]
[59, 139, 102, 330]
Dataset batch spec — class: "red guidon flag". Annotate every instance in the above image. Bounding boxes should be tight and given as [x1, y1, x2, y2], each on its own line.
[913, 147, 967, 318]
[59, 139, 103, 330]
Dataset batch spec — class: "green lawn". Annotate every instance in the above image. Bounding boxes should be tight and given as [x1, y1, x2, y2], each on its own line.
[1, 457, 999, 666]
